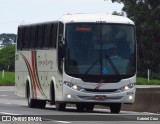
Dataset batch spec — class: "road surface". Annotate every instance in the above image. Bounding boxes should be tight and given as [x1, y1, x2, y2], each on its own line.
[0, 86, 159, 124]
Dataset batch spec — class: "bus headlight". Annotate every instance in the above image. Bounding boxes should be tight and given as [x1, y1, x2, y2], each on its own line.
[64, 81, 85, 92]
[117, 83, 135, 92]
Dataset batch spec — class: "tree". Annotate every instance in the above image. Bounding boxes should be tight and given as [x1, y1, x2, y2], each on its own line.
[0, 45, 15, 71]
[112, 11, 124, 16]
[111, 0, 160, 77]
[0, 33, 16, 46]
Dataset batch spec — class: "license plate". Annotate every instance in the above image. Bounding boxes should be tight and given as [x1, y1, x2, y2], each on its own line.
[94, 95, 107, 100]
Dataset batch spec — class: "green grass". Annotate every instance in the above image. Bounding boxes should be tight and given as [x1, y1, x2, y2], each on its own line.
[137, 77, 160, 85]
[0, 72, 15, 86]
[0, 71, 160, 85]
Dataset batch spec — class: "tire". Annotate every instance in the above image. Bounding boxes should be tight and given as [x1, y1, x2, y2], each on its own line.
[76, 103, 85, 111]
[50, 82, 55, 105]
[85, 104, 94, 111]
[110, 103, 121, 114]
[55, 101, 66, 111]
[36, 100, 46, 109]
[27, 86, 36, 108]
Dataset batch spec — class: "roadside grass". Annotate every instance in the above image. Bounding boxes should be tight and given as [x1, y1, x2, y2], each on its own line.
[137, 77, 160, 85]
[0, 71, 160, 85]
[0, 72, 15, 86]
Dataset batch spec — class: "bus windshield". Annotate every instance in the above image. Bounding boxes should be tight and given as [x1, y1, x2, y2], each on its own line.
[65, 23, 136, 81]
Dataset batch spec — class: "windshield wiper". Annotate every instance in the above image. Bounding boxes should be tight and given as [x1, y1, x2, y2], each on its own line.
[83, 58, 100, 75]
[105, 55, 120, 76]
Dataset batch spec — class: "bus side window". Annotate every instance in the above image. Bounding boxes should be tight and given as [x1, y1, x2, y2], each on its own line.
[30, 26, 38, 49]
[58, 22, 64, 74]
[17, 27, 24, 50]
[50, 23, 58, 48]
[23, 27, 31, 50]
[43, 24, 51, 49]
[37, 25, 44, 49]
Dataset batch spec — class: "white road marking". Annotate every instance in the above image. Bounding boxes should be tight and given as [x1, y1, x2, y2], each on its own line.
[0, 95, 8, 97]
[4, 103, 12, 104]
[0, 112, 20, 115]
[0, 90, 14, 91]
[55, 120, 71, 123]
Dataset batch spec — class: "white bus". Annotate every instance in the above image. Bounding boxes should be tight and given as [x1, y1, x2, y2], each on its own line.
[15, 14, 136, 113]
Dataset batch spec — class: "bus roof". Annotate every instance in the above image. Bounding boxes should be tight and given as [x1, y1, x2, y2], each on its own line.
[59, 13, 134, 25]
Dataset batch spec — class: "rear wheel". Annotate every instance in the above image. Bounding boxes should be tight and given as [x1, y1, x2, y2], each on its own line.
[76, 103, 85, 111]
[110, 103, 121, 114]
[50, 82, 55, 105]
[27, 86, 36, 108]
[36, 100, 46, 109]
[56, 102, 66, 111]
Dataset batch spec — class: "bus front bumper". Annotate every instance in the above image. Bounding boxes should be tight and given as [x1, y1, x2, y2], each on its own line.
[62, 85, 136, 104]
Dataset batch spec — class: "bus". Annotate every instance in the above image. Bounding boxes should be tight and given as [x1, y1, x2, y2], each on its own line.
[15, 14, 136, 113]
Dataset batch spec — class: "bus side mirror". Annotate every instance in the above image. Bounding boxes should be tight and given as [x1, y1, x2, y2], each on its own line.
[58, 41, 66, 58]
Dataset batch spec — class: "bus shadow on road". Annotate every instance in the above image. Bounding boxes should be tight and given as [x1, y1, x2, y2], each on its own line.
[45, 106, 110, 114]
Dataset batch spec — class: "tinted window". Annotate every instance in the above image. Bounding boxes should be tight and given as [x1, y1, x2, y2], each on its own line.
[50, 23, 58, 48]
[17, 27, 25, 50]
[17, 22, 59, 50]
[23, 27, 30, 49]
[65, 23, 136, 78]
[43, 24, 52, 49]
[37, 25, 44, 48]
[30, 26, 38, 49]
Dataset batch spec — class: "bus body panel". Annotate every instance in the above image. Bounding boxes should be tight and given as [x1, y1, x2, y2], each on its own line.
[15, 50, 63, 100]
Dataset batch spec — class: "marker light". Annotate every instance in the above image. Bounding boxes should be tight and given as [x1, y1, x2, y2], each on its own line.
[67, 94, 71, 98]
[129, 95, 133, 100]
[72, 85, 78, 90]
[124, 86, 129, 90]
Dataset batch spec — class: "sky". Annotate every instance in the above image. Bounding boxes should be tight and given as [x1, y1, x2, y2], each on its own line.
[0, 0, 123, 34]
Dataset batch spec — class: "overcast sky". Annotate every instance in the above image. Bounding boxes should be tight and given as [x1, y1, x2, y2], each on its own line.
[0, 0, 123, 34]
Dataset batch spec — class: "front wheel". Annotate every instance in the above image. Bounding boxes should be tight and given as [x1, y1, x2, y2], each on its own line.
[110, 103, 121, 114]
[55, 102, 66, 111]
[86, 104, 94, 111]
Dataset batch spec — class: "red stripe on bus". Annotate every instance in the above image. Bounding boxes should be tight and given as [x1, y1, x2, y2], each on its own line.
[20, 53, 37, 98]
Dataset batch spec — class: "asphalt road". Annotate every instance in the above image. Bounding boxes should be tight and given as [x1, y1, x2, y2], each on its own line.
[0, 86, 160, 124]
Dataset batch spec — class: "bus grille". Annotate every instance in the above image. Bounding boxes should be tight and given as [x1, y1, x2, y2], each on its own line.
[84, 88, 118, 93]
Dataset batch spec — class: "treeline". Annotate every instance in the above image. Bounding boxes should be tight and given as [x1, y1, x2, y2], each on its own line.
[0, 33, 16, 46]
[0, 34, 16, 72]
[112, 0, 160, 79]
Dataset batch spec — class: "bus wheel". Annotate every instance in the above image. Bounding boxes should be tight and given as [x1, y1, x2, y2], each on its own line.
[76, 103, 85, 111]
[86, 104, 94, 111]
[27, 86, 36, 108]
[37, 100, 46, 109]
[50, 82, 55, 105]
[55, 102, 66, 111]
[110, 103, 121, 114]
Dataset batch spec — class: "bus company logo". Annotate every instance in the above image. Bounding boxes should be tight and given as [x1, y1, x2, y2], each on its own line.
[37, 55, 54, 68]
[2, 116, 11, 122]
[38, 59, 54, 67]
[95, 80, 105, 90]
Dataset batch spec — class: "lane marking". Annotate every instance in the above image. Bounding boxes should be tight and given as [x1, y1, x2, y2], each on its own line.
[0, 112, 20, 115]
[42, 118, 71, 123]
[0, 95, 8, 97]
[0, 102, 12, 105]
[55, 121, 71, 123]
[0, 90, 14, 91]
